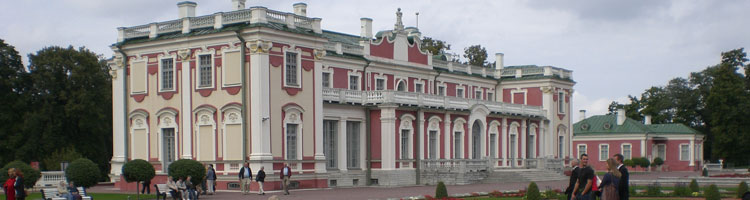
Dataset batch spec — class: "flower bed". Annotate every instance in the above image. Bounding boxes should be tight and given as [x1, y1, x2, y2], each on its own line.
[709, 173, 750, 178]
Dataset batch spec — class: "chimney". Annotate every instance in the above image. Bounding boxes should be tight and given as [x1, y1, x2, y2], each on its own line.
[644, 115, 652, 125]
[232, 0, 246, 11]
[495, 53, 504, 70]
[360, 18, 373, 39]
[579, 110, 586, 121]
[293, 3, 307, 16]
[616, 108, 626, 125]
[178, 1, 197, 18]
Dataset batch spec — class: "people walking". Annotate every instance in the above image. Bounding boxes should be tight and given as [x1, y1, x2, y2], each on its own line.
[572, 154, 595, 200]
[565, 159, 580, 200]
[613, 154, 629, 200]
[280, 163, 292, 195]
[238, 162, 252, 195]
[256, 166, 266, 195]
[3, 168, 16, 200]
[599, 158, 622, 200]
[206, 164, 216, 195]
[141, 178, 151, 194]
[13, 169, 25, 200]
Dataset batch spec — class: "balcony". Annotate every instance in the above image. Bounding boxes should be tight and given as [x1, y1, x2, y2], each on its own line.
[322, 88, 545, 117]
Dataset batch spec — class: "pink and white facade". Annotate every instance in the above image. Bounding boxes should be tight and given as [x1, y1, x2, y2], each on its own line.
[109, 1, 575, 191]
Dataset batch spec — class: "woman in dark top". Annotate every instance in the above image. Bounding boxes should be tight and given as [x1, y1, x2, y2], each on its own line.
[13, 169, 25, 200]
[599, 158, 622, 200]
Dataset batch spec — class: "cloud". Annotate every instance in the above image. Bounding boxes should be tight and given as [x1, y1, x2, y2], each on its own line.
[572, 91, 629, 123]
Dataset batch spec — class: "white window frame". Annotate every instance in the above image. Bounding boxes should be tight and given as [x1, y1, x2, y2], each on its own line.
[427, 116, 442, 160]
[221, 105, 243, 161]
[375, 77, 385, 91]
[578, 144, 587, 158]
[474, 89, 482, 100]
[453, 118, 466, 159]
[487, 91, 494, 101]
[348, 72, 361, 91]
[129, 58, 147, 95]
[323, 120, 337, 169]
[196, 53, 215, 89]
[221, 46, 242, 87]
[396, 79, 406, 91]
[558, 91, 566, 113]
[399, 115, 415, 160]
[488, 121, 500, 160]
[283, 105, 304, 161]
[679, 143, 690, 161]
[512, 90, 527, 104]
[437, 85, 446, 96]
[414, 81, 424, 93]
[322, 72, 331, 88]
[599, 144, 609, 161]
[155, 109, 179, 163]
[283, 47, 302, 88]
[456, 87, 465, 98]
[194, 107, 217, 161]
[621, 143, 632, 160]
[346, 121, 362, 169]
[158, 55, 176, 92]
[528, 124, 537, 158]
[656, 144, 667, 161]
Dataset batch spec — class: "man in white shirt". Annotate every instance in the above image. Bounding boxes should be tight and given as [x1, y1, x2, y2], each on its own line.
[238, 162, 252, 195]
[280, 163, 292, 195]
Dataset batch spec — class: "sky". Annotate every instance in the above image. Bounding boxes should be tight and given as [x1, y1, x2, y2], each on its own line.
[2, 0, 749, 122]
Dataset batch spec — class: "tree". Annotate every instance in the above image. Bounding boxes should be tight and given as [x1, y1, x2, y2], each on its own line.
[0, 161, 41, 189]
[689, 179, 699, 193]
[435, 181, 448, 198]
[704, 184, 721, 200]
[168, 159, 206, 186]
[653, 157, 664, 171]
[738, 181, 748, 198]
[421, 37, 451, 56]
[526, 182, 541, 200]
[0, 39, 29, 166]
[122, 159, 155, 200]
[65, 158, 101, 188]
[463, 45, 489, 67]
[706, 48, 750, 164]
[42, 146, 82, 171]
[623, 159, 635, 168]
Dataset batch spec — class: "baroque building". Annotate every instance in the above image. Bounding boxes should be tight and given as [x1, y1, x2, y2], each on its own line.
[109, 1, 575, 190]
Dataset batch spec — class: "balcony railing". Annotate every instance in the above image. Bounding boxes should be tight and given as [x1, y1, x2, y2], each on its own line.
[322, 88, 545, 117]
[118, 7, 322, 42]
[35, 171, 66, 189]
[421, 159, 490, 173]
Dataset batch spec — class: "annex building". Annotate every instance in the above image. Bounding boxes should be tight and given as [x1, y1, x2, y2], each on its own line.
[108, 1, 575, 190]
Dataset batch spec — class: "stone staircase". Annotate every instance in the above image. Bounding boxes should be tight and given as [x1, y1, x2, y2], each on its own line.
[482, 169, 567, 183]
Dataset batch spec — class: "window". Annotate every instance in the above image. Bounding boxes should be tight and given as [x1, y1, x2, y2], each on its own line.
[415, 82, 423, 93]
[558, 92, 565, 113]
[599, 144, 609, 161]
[578, 144, 587, 158]
[401, 129, 410, 159]
[375, 78, 385, 90]
[428, 131, 437, 159]
[680, 144, 689, 161]
[438, 86, 445, 96]
[475, 91, 482, 99]
[322, 72, 331, 88]
[396, 80, 406, 91]
[528, 134, 536, 158]
[285, 52, 299, 87]
[487, 92, 494, 101]
[346, 121, 360, 168]
[162, 128, 176, 173]
[656, 144, 666, 160]
[622, 144, 632, 160]
[286, 124, 298, 160]
[161, 58, 174, 91]
[323, 120, 337, 169]
[558, 136, 565, 158]
[695, 144, 702, 160]
[198, 54, 212, 88]
[348, 75, 359, 90]
[457, 88, 465, 98]
[490, 134, 497, 158]
[454, 131, 462, 159]
[510, 134, 517, 159]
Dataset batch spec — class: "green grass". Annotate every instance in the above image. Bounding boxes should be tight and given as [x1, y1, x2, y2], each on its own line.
[1, 193, 158, 200]
[464, 197, 524, 200]
[631, 185, 738, 192]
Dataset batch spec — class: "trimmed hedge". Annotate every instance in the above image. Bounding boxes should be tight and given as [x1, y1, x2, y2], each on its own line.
[167, 159, 206, 186]
[65, 158, 101, 188]
[738, 181, 748, 198]
[0, 161, 41, 188]
[704, 184, 720, 200]
[122, 159, 155, 183]
[435, 181, 448, 198]
[689, 179, 700, 193]
[652, 157, 664, 167]
[526, 182, 541, 200]
[672, 183, 691, 197]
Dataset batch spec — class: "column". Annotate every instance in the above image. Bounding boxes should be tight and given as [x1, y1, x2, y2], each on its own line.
[540, 124, 547, 158]
[248, 41, 274, 168]
[521, 120, 527, 160]
[641, 138, 647, 157]
[443, 113, 451, 159]
[501, 118, 507, 166]
[338, 117, 348, 171]
[110, 59, 126, 177]
[179, 50, 193, 159]
[689, 138, 695, 166]
[380, 105, 398, 169]
[314, 59, 326, 173]
[418, 111, 425, 160]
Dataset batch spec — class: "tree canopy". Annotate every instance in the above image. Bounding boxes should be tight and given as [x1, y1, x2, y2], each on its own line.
[421, 37, 451, 56]
[463, 44, 489, 67]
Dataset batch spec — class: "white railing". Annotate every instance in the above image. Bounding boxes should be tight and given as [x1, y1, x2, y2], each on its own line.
[421, 159, 490, 172]
[265, 9, 287, 24]
[190, 15, 215, 29]
[222, 9, 252, 25]
[35, 171, 66, 188]
[294, 15, 312, 29]
[705, 163, 723, 171]
[157, 19, 182, 33]
[323, 88, 545, 117]
[123, 24, 150, 38]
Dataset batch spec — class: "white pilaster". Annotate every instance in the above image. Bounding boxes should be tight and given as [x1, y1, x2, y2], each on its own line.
[338, 117, 348, 171]
[689, 137, 695, 166]
[110, 59, 126, 177]
[501, 118, 507, 166]
[641, 138, 647, 157]
[443, 113, 451, 159]
[380, 105, 398, 169]
[418, 111, 425, 160]
[521, 120, 527, 160]
[180, 51, 193, 159]
[248, 41, 274, 164]
[314, 61, 326, 173]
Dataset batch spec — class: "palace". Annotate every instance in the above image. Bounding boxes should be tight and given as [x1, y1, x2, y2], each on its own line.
[108, 1, 575, 190]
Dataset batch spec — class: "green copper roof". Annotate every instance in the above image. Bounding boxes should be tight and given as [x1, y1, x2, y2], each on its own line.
[573, 115, 701, 136]
[118, 22, 320, 46]
[322, 30, 362, 45]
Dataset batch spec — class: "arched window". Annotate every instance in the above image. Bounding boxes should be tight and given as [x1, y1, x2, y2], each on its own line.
[528, 123, 538, 159]
[396, 80, 406, 92]
[399, 114, 415, 163]
[129, 110, 149, 161]
[221, 105, 243, 161]
[427, 116, 442, 160]
[509, 122, 520, 160]
[156, 108, 179, 172]
[453, 118, 466, 159]
[283, 105, 304, 161]
[194, 106, 217, 161]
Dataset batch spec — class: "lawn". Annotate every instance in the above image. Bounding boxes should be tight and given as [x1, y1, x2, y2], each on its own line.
[1, 193, 158, 200]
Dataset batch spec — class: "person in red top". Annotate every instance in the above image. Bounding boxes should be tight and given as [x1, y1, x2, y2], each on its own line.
[279, 163, 292, 195]
[3, 168, 16, 200]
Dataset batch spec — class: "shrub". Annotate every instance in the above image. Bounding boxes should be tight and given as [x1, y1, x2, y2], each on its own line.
[435, 181, 448, 198]
[42, 147, 82, 171]
[122, 159, 155, 184]
[0, 161, 41, 189]
[738, 181, 749, 198]
[639, 158, 651, 169]
[672, 183, 691, 197]
[526, 182, 541, 200]
[489, 190, 503, 198]
[167, 159, 206, 186]
[689, 179, 700, 193]
[65, 158, 101, 188]
[645, 183, 662, 196]
[629, 183, 637, 196]
[623, 159, 635, 168]
[704, 184, 720, 200]
[653, 157, 664, 167]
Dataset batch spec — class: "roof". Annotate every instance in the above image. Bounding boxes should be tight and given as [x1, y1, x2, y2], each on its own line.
[573, 114, 701, 136]
[118, 22, 320, 46]
[322, 30, 362, 45]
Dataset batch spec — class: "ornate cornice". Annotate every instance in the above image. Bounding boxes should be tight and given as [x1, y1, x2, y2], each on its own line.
[246, 40, 273, 54]
[313, 49, 326, 60]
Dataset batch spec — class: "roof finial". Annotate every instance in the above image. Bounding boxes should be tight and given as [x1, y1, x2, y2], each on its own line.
[394, 8, 404, 31]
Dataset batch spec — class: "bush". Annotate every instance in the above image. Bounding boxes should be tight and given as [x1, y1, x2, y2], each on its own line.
[645, 183, 662, 196]
[435, 181, 448, 198]
[623, 159, 635, 168]
[638, 158, 651, 170]
[0, 161, 41, 189]
[167, 159, 206, 186]
[689, 179, 700, 193]
[122, 159, 155, 183]
[42, 147, 82, 171]
[629, 183, 637, 196]
[738, 181, 749, 198]
[526, 182, 540, 200]
[704, 184, 720, 200]
[672, 183, 691, 197]
[653, 157, 664, 167]
[65, 158, 101, 188]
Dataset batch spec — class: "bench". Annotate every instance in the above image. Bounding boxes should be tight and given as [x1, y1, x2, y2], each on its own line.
[40, 188, 66, 200]
[77, 187, 93, 200]
[155, 184, 172, 200]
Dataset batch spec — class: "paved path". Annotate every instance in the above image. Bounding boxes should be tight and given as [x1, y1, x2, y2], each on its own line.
[88, 171, 701, 200]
